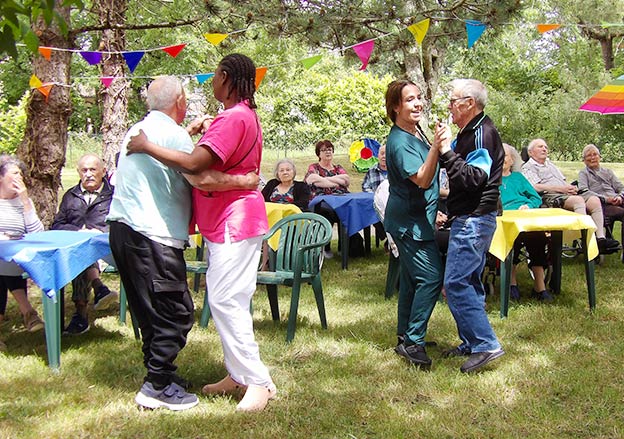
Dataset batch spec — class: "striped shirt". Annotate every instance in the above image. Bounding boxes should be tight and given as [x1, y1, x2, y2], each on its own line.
[0, 197, 44, 237]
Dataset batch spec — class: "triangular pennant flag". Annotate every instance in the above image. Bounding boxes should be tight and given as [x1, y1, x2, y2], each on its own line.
[536, 24, 561, 34]
[80, 51, 102, 65]
[466, 20, 487, 49]
[29, 74, 43, 89]
[122, 51, 145, 73]
[255, 67, 267, 89]
[300, 54, 322, 69]
[38, 47, 52, 60]
[204, 33, 228, 46]
[352, 40, 375, 70]
[196, 73, 215, 84]
[37, 84, 53, 101]
[162, 44, 186, 58]
[407, 18, 430, 45]
[100, 77, 114, 88]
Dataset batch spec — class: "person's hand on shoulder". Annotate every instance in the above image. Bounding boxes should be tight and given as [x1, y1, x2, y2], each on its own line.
[127, 129, 149, 155]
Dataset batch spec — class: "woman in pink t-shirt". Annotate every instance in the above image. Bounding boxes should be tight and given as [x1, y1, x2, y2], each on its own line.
[127, 54, 275, 412]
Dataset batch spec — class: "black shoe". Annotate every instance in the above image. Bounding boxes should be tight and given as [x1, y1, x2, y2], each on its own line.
[63, 312, 90, 335]
[531, 289, 554, 302]
[460, 349, 505, 373]
[394, 342, 432, 368]
[441, 345, 471, 358]
[93, 285, 118, 311]
[597, 237, 621, 255]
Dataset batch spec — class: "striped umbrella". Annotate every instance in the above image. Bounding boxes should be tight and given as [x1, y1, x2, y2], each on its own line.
[579, 75, 624, 115]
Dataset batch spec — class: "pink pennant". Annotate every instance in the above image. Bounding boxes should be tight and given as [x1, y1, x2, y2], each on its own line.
[352, 40, 374, 70]
[162, 44, 186, 58]
[100, 77, 114, 88]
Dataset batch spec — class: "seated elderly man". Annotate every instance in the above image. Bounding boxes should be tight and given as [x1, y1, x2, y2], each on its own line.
[51, 153, 118, 334]
[578, 143, 624, 234]
[521, 138, 619, 255]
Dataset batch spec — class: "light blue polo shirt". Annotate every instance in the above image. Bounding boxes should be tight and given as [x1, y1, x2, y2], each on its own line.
[106, 111, 193, 248]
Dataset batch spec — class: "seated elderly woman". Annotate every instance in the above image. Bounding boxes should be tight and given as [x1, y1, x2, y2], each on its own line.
[0, 155, 45, 334]
[262, 158, 310, 211]
[305, 139, 350, 258]
[578, 143, 624, 237]
[501, 144, 552, 302]
[521, 138, 619, 254]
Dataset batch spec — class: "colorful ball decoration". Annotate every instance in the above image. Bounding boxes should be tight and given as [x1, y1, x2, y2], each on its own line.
[349, 138, 381, 172]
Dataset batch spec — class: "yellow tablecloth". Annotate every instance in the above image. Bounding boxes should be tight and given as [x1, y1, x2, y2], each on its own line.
[489, 208, 599, 262]
[265, 202, 302, 250]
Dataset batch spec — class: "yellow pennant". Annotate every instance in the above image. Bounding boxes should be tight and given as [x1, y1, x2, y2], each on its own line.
[407, 18, 430, 44]
[29, 74, 42, 89]
[204, 33, 228, 46]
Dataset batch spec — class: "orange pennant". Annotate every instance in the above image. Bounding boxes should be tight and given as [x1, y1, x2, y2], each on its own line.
[37, 84, 53, 101]
[255, 67, 267, 90]
[38, 47, 52, 60]
[536, 24, 561, 34]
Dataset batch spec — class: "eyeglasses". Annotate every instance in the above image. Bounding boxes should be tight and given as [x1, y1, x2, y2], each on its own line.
[319, 148, 334, 152]
[449, 96, 472, 105]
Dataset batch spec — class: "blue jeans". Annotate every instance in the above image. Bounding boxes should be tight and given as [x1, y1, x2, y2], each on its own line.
[444, 212, 501, 353]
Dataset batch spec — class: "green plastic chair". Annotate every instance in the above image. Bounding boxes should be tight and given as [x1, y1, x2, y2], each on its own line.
[256, 212, 333, 342]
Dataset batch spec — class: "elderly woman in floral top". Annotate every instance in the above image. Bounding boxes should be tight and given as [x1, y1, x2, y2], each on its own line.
[305, 139, 350, 258]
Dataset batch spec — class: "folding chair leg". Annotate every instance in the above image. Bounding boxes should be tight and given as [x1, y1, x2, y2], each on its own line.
[311, 276, 327, 329]
[266, 284, 280, 321]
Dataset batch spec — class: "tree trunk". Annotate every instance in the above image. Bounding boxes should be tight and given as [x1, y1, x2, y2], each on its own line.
[18, 8, 72, 227]
[97, 0, 129, 172]
[599, 36, 614, 71]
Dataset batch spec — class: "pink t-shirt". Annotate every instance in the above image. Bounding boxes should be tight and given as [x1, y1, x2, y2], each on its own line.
[192, 101, 268, 243]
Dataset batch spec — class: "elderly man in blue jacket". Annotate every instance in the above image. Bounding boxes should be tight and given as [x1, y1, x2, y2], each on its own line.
[51, 153, 118, 334]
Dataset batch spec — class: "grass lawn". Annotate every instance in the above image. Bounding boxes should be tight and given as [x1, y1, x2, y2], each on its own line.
[1, 152, 623, 438]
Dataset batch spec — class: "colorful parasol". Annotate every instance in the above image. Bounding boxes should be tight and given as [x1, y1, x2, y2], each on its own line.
[349, 138, 381, 172]
[579, 75, 624, 115]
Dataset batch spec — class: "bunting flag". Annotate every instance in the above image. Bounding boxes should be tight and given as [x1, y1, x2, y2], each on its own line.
[204, 33, 228, 46]
[100, 77, 114, 88]
[80, 51, 102, 65]
[29, 74, 42, 89]
[122, 51, 145, 73]
[196, 73, 214, 84]
[255, 67, 268, 89]
[352, 40, 374, 70]
[466, 20, 487, 48]
[300, 54, 322, 69]
[38, 47, 52, 60]
[407, 18, 430, 45]
[162, 44, 186, 58]
[536, 24, 561, 34]
[37, 84, 53, 100]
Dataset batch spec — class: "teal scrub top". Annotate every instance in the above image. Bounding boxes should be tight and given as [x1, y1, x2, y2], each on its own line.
[384, 124, 439, 241]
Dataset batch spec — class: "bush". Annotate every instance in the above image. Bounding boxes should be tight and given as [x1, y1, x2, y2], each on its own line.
[0, 92, 28, 154]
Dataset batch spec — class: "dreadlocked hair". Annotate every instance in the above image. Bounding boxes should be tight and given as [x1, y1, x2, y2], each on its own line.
[219, 53, 257, 109]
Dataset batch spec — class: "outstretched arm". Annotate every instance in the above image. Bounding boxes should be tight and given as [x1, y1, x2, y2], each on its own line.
[127, 129, 217, 174]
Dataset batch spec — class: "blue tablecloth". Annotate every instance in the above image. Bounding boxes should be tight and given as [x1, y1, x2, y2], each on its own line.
[309, 192, 378, 237]
[0, 230, 112, 299]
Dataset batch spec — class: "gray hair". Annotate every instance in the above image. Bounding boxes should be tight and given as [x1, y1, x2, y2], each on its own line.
[503, 143, 523, 172]
[527, 138, 547, 153]
[0, 154, 27, 177]
[273, 158, 296, 179]
[77, 153, 104, 170]
[582, 144, 600, 159]
[449, 79, 488, 110]
[146, 76, 184, 111]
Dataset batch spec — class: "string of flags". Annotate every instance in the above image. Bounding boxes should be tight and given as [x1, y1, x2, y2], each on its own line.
[29, 17, 624, 100]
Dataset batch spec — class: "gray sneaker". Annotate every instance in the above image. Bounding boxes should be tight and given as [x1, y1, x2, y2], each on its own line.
[135, 381, 199, 411]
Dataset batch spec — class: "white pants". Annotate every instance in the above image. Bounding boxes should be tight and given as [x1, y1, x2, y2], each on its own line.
[205, 232, 273, 387]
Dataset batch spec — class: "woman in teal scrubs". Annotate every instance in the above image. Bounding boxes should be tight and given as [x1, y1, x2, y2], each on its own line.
[384, 79, 450, 369]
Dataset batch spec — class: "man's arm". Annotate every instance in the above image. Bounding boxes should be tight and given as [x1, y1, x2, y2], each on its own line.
[184, 170, 259, 192]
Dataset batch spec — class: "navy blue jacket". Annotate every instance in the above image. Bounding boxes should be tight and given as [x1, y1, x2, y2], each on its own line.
[51, 179, 114, 232]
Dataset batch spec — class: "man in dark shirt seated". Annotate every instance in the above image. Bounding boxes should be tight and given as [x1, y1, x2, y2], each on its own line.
[51, 153, 118, 334]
